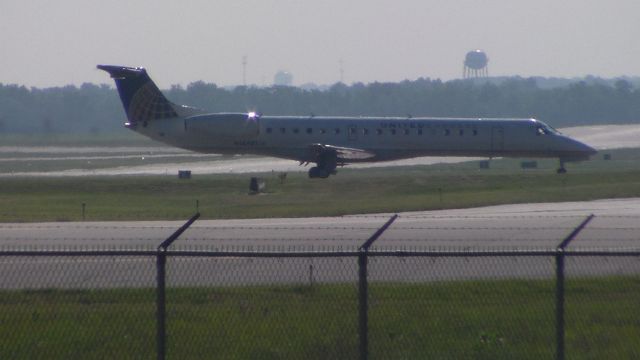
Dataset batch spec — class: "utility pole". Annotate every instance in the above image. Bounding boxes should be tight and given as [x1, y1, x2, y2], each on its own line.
[242, 55, 247, 86]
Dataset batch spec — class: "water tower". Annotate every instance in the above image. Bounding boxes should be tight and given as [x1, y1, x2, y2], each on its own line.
[463, 50, 489, 78]
[274, 70, 293, 86]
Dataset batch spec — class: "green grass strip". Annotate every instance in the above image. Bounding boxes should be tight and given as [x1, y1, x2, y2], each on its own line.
[1, 148, 639, 222]
[0, 277, 638, 359]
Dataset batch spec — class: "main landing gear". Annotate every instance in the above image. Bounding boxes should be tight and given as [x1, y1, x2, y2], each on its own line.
[308, 167, 332, 178]
[308, 151, 338, 179]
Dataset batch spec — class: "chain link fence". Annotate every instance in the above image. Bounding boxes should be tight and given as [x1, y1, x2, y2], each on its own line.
[1, 214, 639, 359]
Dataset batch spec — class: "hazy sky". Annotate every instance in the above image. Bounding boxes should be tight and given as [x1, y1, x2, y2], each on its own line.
[2, 0, 639, 88]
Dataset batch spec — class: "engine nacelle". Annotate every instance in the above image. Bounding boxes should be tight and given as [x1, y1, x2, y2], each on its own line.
[185, 113, 258, 139]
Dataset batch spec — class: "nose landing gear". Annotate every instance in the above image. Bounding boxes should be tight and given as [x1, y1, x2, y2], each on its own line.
[557, 159, 567, 174]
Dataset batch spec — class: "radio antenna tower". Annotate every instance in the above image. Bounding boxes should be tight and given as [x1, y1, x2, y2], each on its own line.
[242, 55, 247, 86]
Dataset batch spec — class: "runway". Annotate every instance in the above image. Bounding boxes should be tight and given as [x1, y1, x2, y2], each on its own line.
[2, 197, 640, 250]
[2, 124, 639, 177]
[1, 198, 639, 289]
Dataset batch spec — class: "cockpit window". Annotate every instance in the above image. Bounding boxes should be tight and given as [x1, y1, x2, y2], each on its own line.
[534, 121, 558, 136]
[545, 123, 560, 134]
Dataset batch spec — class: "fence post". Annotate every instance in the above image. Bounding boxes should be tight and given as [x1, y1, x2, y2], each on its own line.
[555, 214, 594, 360]
[358, 251, 368, 360]
[555, 250, 565, 360]
[156, 212, 201, 360]
[157, 250, 167, 360]
[358, 214, 398, 360]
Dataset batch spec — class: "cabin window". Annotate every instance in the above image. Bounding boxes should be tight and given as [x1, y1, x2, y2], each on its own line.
[418, 129, 423, 135]
[334, 128, 341, 134]
[349, 127, 357, 135]
[444, 129, 450, 136]
[293, 128, 300, 134]
[390, 129, 397, 135]
[266, 127, 272, 134]
[376, 129, 383, 135]
[320, 129, 326, 134]
[459, 129, 464, 136]
[362, 128, 369, 135]
[403, 129, 410, 135]
[473, 129, 478, 136]
[306, 128, 313, 134]
[280, 128, 286, 134]
[536, 126, 548, 136]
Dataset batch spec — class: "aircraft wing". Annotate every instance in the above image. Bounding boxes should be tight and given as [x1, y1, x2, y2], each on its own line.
[309, 143, 376, 163]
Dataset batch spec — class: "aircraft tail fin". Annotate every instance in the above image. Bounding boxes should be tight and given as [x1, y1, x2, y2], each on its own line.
[97, 65, 199, 123]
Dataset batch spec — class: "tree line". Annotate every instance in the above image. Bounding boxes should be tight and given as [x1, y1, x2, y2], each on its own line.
[0, 77, 638, 135]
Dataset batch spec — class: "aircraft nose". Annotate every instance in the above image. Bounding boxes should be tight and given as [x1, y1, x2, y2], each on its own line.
[576, 139, 597, 156]
[567, 137, 597, 158]
[584, 143, 598, 156]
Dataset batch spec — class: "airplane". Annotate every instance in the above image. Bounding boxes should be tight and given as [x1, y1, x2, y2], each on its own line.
[98, 65, 597, 178]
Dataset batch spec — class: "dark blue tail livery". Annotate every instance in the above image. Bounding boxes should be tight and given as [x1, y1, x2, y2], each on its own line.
[97, 65, 178, 123]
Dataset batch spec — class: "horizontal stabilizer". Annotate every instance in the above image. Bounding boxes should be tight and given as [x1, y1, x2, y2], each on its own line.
[97, 65, 146, 79]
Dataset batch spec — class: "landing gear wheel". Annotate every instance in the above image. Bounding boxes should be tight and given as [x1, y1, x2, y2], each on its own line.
[557, 159, 567, 174]
[308, 149, 338, 178]
[308, 167, 330, 179]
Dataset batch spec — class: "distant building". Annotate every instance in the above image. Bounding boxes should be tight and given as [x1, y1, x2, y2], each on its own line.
[274, 71, 293, 86]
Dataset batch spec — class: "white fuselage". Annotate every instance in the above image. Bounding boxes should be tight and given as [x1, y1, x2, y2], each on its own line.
[131, 114, 595, 164]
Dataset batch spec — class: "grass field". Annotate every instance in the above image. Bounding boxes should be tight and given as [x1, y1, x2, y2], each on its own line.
[1, 148, 640, 222]
[0, 276, 638, 359]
